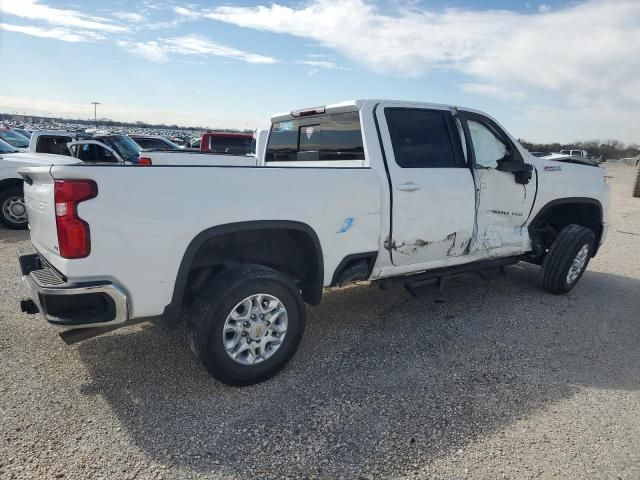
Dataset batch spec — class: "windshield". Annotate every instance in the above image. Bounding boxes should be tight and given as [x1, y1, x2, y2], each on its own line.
[103, 135, 142, 163]
[0, 138, 18, 154]
[0, 130, 29, 148]
[15, 129, 32, 139]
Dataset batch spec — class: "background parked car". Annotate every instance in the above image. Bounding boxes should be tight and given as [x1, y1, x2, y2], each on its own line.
[0, 128, 30, 151]
[12, 128, 32, 140]
[0, 139, 80, 229]
[30, 130, 142, 163]
[129, 134, 182, 151]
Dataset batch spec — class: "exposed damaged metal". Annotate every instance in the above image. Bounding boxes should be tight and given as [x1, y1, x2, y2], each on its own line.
[389, 232, 464, 258]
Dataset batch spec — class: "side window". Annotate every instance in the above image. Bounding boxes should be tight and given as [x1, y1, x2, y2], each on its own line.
[137, 139, 167, 150]
[384, 109, 459, 168]
[266, 112, 364, 162]
[467, 120, 508, 169]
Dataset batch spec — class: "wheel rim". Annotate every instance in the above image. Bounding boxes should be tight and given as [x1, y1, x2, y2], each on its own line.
[222, 293, 288, 365]
[2, 196, 27, 224]
[566, 243, 590, 285]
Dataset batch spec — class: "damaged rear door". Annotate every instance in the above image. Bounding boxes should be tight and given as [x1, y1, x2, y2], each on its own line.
[376, 104, 475, 266]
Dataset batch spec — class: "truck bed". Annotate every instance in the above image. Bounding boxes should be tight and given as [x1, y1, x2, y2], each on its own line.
[21, 163, 382, 318]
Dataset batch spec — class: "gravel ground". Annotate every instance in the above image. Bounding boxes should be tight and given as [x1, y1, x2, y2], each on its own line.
[1, 162, 639, 480]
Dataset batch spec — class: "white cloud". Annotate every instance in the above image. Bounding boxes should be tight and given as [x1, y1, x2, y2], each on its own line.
[117, 40, 169, 62]
[0, 23, 105, 42]
[538, 4, 551, 13]
[112, 12, 146, 23]
[459, 83, 525, 101]
[298, 60, 344, 70]
[0, 0, 126, 32]
[202, 0, 640, 109]
[174, 6, 200, 19]
[119, 35, 278, 65]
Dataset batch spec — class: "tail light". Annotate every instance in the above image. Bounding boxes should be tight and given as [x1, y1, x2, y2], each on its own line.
[54, 180, 97, 259]
[138, 157, 152, 165]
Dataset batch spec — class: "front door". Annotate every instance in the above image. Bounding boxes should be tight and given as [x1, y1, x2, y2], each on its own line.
[462, 112, 536, 256]
[376, 104, 476, 266]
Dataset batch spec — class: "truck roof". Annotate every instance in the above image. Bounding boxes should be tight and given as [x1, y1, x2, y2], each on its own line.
[272, 99, 462, 122]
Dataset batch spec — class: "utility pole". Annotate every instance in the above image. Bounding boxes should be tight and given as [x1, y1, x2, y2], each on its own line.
[91, 101, 100, 128]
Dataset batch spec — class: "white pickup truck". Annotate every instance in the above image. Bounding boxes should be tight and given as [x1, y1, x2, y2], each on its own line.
[17, 99, 610, 386]
[0, 139, 80, 229]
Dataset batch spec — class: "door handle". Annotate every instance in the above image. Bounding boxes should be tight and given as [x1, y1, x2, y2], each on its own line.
[397, 182, 420, 192]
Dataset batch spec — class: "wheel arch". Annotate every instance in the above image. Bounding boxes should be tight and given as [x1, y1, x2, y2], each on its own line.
[162, 220, 324, 328]
[0, 177, 24, 193]
[528, 197, 604, 255]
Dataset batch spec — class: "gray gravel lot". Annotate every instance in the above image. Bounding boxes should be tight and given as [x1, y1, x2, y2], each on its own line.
[1, 162, 639, 479]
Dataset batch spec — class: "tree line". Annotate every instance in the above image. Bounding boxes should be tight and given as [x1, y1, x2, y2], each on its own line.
[518, 139, 640, 159]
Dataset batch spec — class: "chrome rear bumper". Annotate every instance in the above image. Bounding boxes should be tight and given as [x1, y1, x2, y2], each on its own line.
[17, 244, 128, 329]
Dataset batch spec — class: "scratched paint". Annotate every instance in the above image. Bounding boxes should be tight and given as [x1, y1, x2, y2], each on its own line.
[393, 232, 466, 257]
[337, 217, 354, 233]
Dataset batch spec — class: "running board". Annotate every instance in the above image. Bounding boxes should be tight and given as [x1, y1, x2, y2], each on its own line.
[374, 256, 523, 298]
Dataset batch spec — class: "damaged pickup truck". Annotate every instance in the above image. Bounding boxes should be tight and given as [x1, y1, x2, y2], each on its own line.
[17, 99, 610, 385]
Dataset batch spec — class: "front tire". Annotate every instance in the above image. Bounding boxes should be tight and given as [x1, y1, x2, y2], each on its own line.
[541, 224, 596, 294]
[188, 265, 306, 386]
[0, 187, 28, 230]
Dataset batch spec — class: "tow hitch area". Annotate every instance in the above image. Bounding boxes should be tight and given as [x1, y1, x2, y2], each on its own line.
[20, 298, 39, 314]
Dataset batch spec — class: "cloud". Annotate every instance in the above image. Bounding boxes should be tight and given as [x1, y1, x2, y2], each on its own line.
[538, 4, 551, 13]
[117, 40, 169, 62]
[0, 23, 105, 42]
[459, 83, 525, 101]
[118, 35, 278, 64]
[0, 0, 126, 32]
[112, 12, 146, 23]
[174, 6, 200, 19]
[298, 60, 345, 70]
[202, 0, 640, 109]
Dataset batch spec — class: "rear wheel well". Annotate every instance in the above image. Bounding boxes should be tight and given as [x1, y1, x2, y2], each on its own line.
[529, 200, 603, 257]
[0, 178, 24, 193]
[164, 222, 323, 327]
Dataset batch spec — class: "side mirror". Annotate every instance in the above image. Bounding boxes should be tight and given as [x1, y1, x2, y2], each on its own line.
[497, 157, 533, 185]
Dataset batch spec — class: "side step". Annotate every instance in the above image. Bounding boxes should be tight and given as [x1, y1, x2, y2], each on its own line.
[374, 256, 523, 298]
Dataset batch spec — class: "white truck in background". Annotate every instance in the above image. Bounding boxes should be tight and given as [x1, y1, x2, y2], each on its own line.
[17, 99, 610, 386]
[0, 139, 80, 229]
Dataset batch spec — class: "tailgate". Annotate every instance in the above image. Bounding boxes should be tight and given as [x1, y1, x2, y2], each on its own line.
[19, 166, 59, 258]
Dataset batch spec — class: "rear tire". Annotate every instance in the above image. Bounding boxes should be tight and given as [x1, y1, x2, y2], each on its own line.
[541, 224, 595, 294]
[0, 188, 28, 230]
[188, 265, 306, 386]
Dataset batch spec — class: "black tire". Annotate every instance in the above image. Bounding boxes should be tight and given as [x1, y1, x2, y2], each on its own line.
[188, 265, 306, 386]
[0, 187, 28, 230]
[541, 224, 596, 294]
[633, 162, 640, 198]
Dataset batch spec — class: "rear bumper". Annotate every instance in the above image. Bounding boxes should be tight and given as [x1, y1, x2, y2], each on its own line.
[17, 245, 128, 329]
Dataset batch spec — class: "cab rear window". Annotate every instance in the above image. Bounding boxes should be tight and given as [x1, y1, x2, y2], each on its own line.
[266, 111, 364, 162]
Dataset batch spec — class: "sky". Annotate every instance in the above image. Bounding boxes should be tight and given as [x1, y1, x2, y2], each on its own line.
[0, 0, 638, 143]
